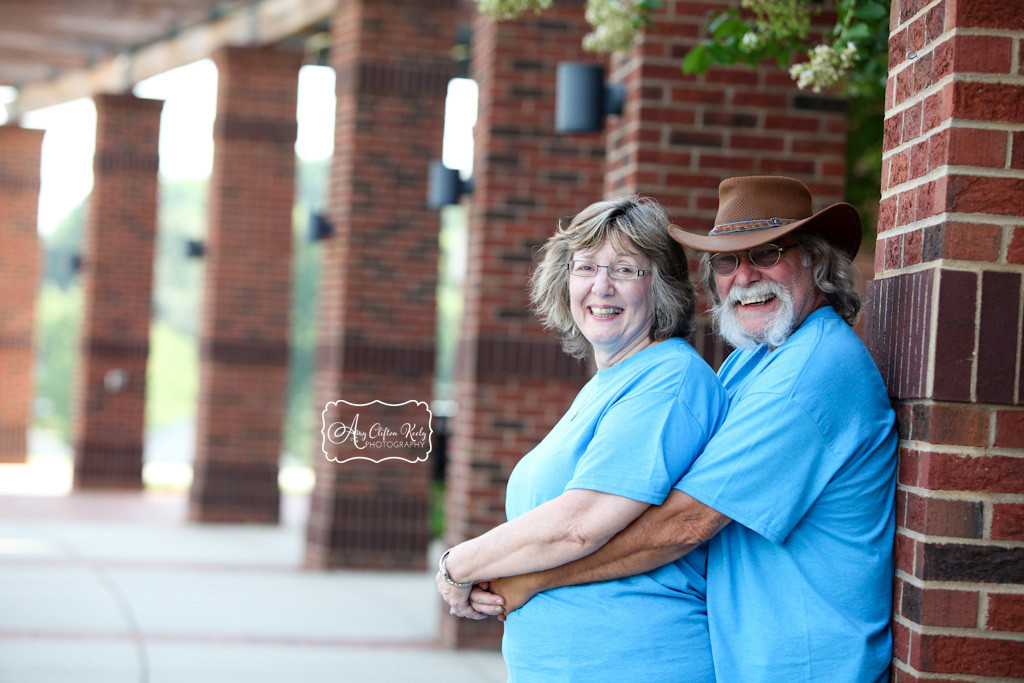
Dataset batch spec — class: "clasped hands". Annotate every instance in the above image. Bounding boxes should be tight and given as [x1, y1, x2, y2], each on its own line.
[435, 574, 537, 621]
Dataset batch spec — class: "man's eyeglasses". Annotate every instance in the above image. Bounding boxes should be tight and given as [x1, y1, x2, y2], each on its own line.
[709, 244, 798, 276]
[568, 260, 650, 280]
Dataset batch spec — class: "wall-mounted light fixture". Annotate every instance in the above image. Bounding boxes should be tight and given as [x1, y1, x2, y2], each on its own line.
[185, 239, 206, 258]
[308, 212, 334, 241]
[427, 160, 473, 209]
[555, 62, 624, 134]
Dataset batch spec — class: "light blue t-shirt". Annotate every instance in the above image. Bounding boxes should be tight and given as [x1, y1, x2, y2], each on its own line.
[678, 306, 897, 683]
[503, 338, 727, 682]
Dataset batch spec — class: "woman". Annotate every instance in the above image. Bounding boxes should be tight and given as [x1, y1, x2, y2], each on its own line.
[436, 196, 726, 681]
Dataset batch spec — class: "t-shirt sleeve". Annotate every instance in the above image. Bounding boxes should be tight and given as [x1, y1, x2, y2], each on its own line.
[566, 392, 708, 505]
[676, 391, 841, 544]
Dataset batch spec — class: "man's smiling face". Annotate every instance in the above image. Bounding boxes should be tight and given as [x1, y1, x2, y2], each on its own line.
[713, 239, 824, 349]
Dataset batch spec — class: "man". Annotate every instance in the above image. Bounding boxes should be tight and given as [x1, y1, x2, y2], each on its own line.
[468, 176, 898, 682]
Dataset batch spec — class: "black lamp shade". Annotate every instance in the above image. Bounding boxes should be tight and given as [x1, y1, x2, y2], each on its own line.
[428, 160, 470, 209]
[185, 239, 205, 258]
[308, 213, 334, 242]
[555, 62, 624, 134]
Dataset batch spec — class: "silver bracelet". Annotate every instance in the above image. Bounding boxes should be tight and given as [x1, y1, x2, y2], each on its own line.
[438, 548, 472, 589]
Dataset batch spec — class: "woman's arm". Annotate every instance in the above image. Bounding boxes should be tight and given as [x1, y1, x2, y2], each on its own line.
[437, 488, 649, 618]
[469, 490, 731, 617]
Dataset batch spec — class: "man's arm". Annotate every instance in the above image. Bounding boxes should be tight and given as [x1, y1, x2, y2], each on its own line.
[472, 489, 730, 616]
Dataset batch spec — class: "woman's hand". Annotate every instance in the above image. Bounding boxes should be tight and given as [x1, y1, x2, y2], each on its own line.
[436, 546, 494, 620]
[436, 572, 488, 619]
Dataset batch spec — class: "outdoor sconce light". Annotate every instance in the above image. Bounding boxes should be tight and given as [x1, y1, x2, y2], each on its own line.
[427, 160, 474, 209]
[185, 239, 206, 258]
[555, 62, 624, 134]
[103, 368, 129, 393]
[308, 212, 335, 241]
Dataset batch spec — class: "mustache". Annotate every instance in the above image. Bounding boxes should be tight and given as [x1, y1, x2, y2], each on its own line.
[724, 280, 787, 304]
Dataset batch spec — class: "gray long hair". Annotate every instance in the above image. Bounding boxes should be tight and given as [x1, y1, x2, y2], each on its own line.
[530, 196, 695, 359]
[698, 229, 862, 325]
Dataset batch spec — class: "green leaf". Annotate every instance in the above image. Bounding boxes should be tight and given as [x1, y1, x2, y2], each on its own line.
[706, 10, 739, 36]
[842, 23, 873, 41]
[713, 18, 750, 41]
[852, 2, 888, 20]
[707, 42, 738, 65]
[681, 44, 713, 74]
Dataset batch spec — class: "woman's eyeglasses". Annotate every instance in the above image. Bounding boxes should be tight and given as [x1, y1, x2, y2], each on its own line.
[568, 260, 650, 280]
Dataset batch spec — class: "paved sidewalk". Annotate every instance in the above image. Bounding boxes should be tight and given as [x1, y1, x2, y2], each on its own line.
[0, 491, 506, 683]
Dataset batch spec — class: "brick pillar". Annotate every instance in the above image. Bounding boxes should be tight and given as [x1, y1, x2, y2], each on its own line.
[441, 2, 606, 649]
[603, 0, 850, 368]
[303, 0, 460, 569]
[0, 126, 44, 463]
[72, 94, 162, 489]
[864, 1, 1024, 679]
[189, 46, 302, 524]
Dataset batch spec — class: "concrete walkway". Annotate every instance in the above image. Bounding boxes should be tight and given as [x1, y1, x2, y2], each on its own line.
[0, 490, 506, 683]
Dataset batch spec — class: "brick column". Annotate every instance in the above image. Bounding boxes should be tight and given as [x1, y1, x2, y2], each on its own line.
[189, 46, 302, 524]
[303, 0, 460, 569]
[864, 0, 1024, 679]
[0, 126, 44, 463]
[441, 2, 606, 649]
[72, 94, 163, 489]
[603, 0, 851, 368]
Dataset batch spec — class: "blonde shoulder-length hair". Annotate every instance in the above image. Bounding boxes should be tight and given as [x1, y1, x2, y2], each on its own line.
[529, 195, 695, 360]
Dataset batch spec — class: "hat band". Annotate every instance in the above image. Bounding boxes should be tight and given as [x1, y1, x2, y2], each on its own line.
[711, 217, 798, 236]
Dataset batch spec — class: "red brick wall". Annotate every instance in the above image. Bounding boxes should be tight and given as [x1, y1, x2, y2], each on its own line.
[864, 0, 1024, 678]
[442, 0, 606, 649]
[303, 0, 460, 569]
[0, 126, 44, 463]
[604, 0, 851, 369]
[73, 94, 163, 489]
[189, 46, 303, 523]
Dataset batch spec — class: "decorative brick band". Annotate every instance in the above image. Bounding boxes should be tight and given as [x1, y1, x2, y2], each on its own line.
[0, 174, 41, 191]
[213, 116, 299, 145]
[94, 151, 160, 175]
[73, 441, 144, 487]
[921, 542, 1024, 584]
[793, 94, 848, 113]
[865, 270, 935, 401]
[322, 492, 430, 554]
[84, 337, 150, 359]
[471, 336, 589, 381]
[201, 339, 289, 366]
[0, 335, 33, 351]
[190, 460, 281, 519]
[316, 337, 435, 377]
[336, 60, 451, 99]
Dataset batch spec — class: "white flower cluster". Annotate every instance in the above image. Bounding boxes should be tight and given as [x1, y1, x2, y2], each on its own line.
[582, 0, 642, 53]
[740, 31, 763, 51]
[476, 0, 552, 21]
[742, 0, 811, 42]
[789, 41, 858, 92]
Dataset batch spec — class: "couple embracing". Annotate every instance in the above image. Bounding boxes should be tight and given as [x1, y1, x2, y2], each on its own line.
[437, 176, 896, 683]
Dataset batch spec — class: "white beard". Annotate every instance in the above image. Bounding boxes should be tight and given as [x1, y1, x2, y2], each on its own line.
[712, 280, 797, 350]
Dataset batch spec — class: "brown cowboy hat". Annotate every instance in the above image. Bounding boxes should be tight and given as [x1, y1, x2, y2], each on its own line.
[667, 175, 862, 258]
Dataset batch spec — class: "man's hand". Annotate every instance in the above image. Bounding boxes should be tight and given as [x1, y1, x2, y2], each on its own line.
[488, 574, 541, 617]
[467, 581, 505, 618]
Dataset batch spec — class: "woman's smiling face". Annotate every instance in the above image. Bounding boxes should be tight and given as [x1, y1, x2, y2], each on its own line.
[568, 237, 655, 369]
